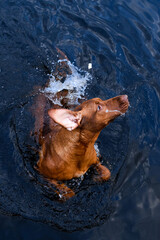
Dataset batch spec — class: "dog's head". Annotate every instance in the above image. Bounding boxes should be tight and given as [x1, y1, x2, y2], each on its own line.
[48, 95, 129, 132]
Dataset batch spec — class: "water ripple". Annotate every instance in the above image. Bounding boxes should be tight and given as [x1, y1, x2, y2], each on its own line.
[0, 0, 160, 235]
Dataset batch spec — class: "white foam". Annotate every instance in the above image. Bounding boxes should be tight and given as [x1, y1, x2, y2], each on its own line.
[43, 60, 92, 106]
[94, 143, 100, 158]
[88, 63, 92, 69]
[106, 109, 124, 115]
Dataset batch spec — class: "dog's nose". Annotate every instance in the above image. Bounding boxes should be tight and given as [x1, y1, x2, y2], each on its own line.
[121, 95, 128, 101]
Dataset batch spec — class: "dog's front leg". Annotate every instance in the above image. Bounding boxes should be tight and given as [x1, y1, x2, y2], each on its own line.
[49, 179, 75, 201]
[93, 163, 111, 182]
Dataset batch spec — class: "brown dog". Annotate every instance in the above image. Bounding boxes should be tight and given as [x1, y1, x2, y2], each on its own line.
[33, 50, 129, 200]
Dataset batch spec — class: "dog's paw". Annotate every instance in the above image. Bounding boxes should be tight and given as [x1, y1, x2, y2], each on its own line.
[56, 184, 75, 201]
[93, 164, 111, 182]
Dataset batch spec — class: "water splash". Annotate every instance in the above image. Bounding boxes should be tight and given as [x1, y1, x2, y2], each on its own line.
[43, 60, 92, 106]
[94, 143, 100, 158]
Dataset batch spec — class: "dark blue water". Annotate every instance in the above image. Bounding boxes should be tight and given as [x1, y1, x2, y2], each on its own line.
[0, 0, 160, 239]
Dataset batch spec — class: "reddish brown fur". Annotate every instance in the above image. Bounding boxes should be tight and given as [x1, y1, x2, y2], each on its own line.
[35, 96, 129, 200]
[33, 50, 129, 200]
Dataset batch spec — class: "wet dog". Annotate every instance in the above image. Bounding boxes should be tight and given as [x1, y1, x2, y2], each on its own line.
[33, 49, 129, 200]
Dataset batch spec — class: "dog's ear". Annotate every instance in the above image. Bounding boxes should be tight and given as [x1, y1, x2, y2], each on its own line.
[48, 109, 82, 131]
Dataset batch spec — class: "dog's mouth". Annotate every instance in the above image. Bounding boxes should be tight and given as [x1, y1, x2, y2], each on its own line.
[105, 109, 124, 115]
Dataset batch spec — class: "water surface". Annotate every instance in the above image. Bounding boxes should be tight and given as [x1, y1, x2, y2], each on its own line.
[0, 0, 160, 239]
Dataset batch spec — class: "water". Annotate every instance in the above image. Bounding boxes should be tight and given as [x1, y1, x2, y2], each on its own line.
[43, 60, 92, 105]
[0, 0, 160, 239]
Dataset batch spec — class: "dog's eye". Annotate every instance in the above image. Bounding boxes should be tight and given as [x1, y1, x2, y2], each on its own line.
[97, 105, 102, 111]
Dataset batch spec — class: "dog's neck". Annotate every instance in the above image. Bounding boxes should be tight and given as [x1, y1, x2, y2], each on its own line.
[52, 126, 100, 171]
[78, 128, 100, 146]
[60, 127, 100, 146]
[52, 126, 100, 161]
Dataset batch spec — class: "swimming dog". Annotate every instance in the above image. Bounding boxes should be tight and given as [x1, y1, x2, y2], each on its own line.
[33, 49, 129, 200]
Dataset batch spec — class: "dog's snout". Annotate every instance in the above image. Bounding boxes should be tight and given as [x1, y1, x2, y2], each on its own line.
[119, 95, 129, 113]
[121, 95, 128, 101]
[104, 95, 129, 114]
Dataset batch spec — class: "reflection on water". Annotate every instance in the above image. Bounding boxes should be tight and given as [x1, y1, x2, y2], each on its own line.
[0, 0, 160, 239]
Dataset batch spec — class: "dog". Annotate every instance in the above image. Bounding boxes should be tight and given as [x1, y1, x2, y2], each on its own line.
[33, 49, 129, 200]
